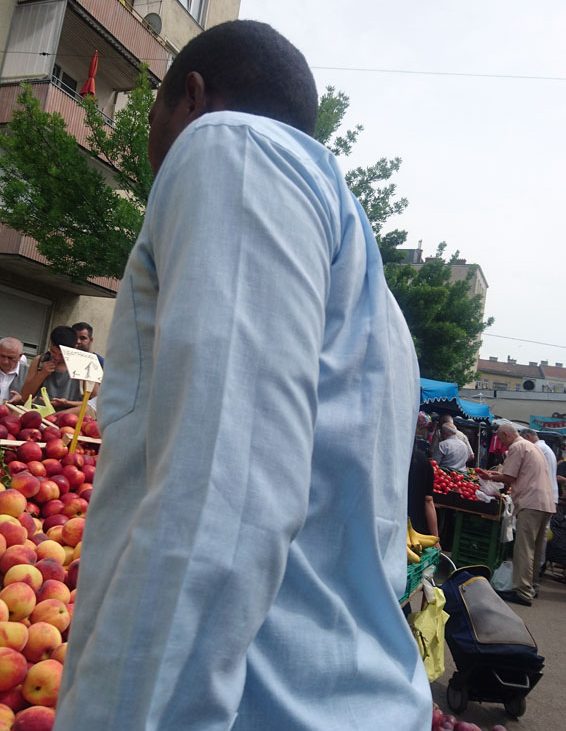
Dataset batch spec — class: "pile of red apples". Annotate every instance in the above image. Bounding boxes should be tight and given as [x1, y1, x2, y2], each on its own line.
[0, 406, 99, 731]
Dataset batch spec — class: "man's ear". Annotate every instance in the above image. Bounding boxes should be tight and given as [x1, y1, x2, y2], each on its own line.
[185, 71, 208, 120]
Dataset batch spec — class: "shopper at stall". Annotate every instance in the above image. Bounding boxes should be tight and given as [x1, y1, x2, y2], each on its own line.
[408, 441, 440, 538]
[521, 429, 559, 505]
[435, 423, 470, 472]
[20, 326, 89, 410]
[54, 20, 430, 731]
[0, 337, 27, 404]
[440, 414, 474, 461]
[478, 423, 556, 606]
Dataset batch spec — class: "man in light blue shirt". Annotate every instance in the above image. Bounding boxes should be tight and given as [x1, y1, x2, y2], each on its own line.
[55, 20, 431, 731]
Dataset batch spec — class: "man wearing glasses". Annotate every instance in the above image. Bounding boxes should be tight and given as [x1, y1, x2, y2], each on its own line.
[0, 337, 27, 404]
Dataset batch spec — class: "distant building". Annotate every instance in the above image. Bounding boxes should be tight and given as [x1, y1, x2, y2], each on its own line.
[400, 247, 488, 313]
[460, 357, 566, 422]
[0, 0, 240, 358]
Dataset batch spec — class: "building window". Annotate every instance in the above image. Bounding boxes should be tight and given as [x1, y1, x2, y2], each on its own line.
[177, 0, 207, 24]
[493, 382, 508, 391]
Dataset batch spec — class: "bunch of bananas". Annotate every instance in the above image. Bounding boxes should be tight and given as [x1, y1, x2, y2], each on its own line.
[406, 519, 439, 563]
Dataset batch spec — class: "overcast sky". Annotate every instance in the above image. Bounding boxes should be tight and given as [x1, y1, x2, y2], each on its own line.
[239, 1, 566, 367]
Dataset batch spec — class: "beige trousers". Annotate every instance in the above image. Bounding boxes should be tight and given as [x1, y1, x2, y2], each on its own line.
[513, 508, 552, 600]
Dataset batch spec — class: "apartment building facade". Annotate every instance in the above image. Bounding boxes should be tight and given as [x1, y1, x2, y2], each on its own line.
[0, 0, 239, 358]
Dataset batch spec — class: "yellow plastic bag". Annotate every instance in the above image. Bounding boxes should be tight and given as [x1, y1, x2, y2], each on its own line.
[408, 584, 449, 683]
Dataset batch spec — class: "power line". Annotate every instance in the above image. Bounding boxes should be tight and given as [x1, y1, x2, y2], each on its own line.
[5, 51, 566, 83]
[311, 65, 566, 83]
[483, 333, 566, 349]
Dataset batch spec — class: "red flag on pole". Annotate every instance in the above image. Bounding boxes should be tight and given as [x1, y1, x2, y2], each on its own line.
[80, 50, 99, 97]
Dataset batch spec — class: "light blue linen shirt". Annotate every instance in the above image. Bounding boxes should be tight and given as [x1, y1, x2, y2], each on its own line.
[55, 111, 431, 731]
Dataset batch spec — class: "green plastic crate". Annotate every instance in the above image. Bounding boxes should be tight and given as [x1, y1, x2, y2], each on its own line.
[400, 547, 440, 604]
[450, 512, 504, 572]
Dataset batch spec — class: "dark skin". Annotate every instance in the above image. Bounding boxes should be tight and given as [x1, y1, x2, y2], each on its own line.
[148, 71, 226, 174]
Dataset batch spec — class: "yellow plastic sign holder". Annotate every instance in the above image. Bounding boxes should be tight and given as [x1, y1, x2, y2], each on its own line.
[69, 380, 95, 455]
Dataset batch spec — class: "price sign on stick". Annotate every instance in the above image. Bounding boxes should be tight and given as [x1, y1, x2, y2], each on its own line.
[59, 346, 103, 454]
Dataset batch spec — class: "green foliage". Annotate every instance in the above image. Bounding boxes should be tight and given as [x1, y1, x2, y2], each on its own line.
[0, 71, 153, 281]
[315, 89, 493, 385]
[385, 245, 494, 384]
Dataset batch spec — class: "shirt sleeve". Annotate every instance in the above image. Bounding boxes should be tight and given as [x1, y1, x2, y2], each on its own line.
[502, 444, 522, 478]
[139, 121, 333, 726]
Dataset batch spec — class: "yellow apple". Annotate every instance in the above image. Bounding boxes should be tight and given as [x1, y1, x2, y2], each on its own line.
[3, 565, 43, 593]
[0, 648, 27, 692]
[22, 622, 62, 664]
[22, 659, 62, 707]
[35, 581, 70, 605]
[13, 705, 56, 729]
[30, 600, 70, 633]
[0, 622, 28, 652]
[33, 541, 65, 566]
[0, 584, 36, 622]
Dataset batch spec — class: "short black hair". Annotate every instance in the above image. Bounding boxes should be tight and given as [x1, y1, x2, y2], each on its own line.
[163, 20, 318, 136]
[72, 322, 93, 337]
[50, 326, 77, 348]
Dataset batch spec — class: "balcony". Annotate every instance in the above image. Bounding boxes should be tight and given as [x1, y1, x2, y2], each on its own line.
[0, 78, 113, 151]
[72, 0, 169, 81]
[0, 79, 119, 296]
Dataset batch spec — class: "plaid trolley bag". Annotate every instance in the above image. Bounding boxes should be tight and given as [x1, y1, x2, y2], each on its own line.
[442, 566, 544, 719]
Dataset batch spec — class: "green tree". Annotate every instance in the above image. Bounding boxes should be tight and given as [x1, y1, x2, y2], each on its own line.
[0, 69, 153, 281]
[315, 88, 492, 385]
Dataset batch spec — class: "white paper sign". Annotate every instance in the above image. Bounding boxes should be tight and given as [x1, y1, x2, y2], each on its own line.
[59, 346, 103, 384]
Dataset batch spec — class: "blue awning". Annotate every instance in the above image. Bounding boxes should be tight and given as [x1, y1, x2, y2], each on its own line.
[420, 378, 493, 422]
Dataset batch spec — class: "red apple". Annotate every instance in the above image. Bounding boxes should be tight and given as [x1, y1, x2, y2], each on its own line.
[22, 622, 62, 664]
[24, 503, 40, 518]
[10, 473, 40, 500]
[61, 453, 84, 469]
[15, 443, 42, 464]
[0, 546, 36, 575]
[0, 523, 27, 548]
[61, 498, 87, 519]
[77, 486, 92, 503]
[30, 533, 49, 546]
[40, 460, 62, 477]
[0, 426, 8, 440]
[61, 518, 84, 548]
[6, 463, 27, 477]
[65, 560, 80, 591]
[0, 686, 26, 713]
[41, 426, 61, 442]
[36, 581, 70, 605]
[14, 705, 56, 730]
[40, 501, 63, 519]
[81, 464, 96, 483]
[41, 515, 68, 533]
[0, 584, 36, 622]
[0, 406, 9, 419]
[42, 440, 67, 461]
[17, 513, 36, 539]
[82, 421, 100, 439]
[1, 420, 20, 438]
[16, 429, 42, 443]
[34, 560, 65, 584]
[60, 466, 84, 490]
[57, 414, 78, 429]
[48, 474, 69, 496]
[25, 462, 46, 479]
[0, 648, 27, 692]
[33, 481, 59, 506]
[19, 412, 42, 431]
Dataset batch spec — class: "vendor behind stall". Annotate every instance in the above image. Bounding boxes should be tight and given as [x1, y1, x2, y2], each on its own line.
[434, 423, 469, 472]
[20, 326, 98, 411]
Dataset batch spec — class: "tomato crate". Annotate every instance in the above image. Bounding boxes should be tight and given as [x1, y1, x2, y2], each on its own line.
[400, 547, 441, 604]
[450, 511, 504, 572]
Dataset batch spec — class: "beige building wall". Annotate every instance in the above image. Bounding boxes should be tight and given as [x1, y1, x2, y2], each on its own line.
[205, 0, 240, 28]
[0, 0, 17, 72]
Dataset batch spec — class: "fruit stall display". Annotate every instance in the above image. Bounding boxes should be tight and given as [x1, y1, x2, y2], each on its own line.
[0, 404, 99, 730]
[431, 462, 501, 517]
[432, 706, 507, 731]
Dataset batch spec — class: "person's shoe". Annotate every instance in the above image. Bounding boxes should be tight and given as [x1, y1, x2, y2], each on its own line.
[498, 590, 532, 607]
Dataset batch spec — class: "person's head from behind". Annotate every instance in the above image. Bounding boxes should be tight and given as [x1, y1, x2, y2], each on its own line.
[148, 20, 318, 173]
[497, 423, 519, 448]
[48, 326, 77, 366]
[441, 423, 457, 440]
[0, 338, 23, 375]
[72, 322, 94, 352]
[521, 428, 539, 444]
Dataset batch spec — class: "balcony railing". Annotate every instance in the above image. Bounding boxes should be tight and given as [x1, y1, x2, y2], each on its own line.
[72, 0, 169, 81]
[0, 79, 113, 149]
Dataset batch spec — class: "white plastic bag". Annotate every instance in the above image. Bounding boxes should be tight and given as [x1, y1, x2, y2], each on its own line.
[491, 559, 514, 592]
[500, 494, 515, 543]
[478, 477, 504, 497]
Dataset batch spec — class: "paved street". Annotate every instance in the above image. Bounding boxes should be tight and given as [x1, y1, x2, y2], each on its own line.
[431, 568, 566, 730]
